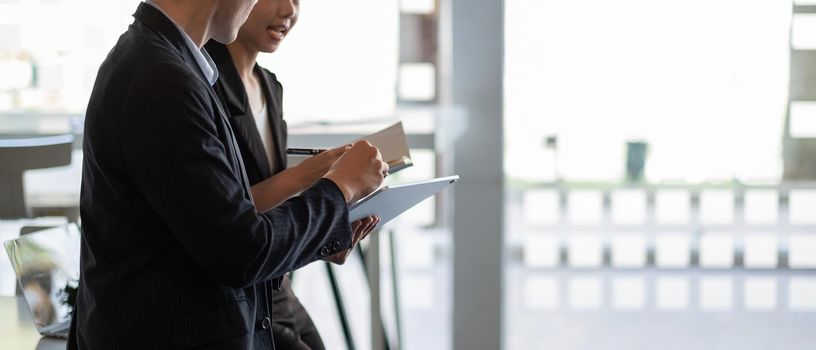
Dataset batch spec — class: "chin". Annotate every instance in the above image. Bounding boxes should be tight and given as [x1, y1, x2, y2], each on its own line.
[261, 43, 281, 54]
[213, 31, 240, 45]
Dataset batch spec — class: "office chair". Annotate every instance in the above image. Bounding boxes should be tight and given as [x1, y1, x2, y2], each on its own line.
[0, 134, 73, 219]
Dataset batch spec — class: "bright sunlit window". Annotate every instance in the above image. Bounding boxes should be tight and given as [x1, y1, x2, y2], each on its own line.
[0, 0, 399, 123]
[258, 0, 399, 124]
[0, 0, 136, 113]
[505, 0, 792, 183]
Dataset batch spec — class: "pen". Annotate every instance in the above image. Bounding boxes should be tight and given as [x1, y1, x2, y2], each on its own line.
[286, 147, 327, 156]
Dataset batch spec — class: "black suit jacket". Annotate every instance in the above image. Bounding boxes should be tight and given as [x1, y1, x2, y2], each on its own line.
[205, 41, 326, 349]
[205, 41, 288, 182]
[72, 4, 352, 349]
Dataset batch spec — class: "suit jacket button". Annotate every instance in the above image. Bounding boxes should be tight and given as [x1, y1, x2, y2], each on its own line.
[261, 316, 271, 330]
[333, 242, 340, 250]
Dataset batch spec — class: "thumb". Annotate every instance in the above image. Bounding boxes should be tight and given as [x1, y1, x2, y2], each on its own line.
[332, 144, 352, 156]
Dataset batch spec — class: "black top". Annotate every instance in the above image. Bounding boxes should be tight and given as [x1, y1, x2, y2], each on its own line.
[205, 41, 288, 182]
[71, 3, 352, 349]
[206, 41, 328, 349]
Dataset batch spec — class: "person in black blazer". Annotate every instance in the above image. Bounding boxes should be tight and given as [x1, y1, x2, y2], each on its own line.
[70, 1, 388, 349]
[204, 1, 379, 348]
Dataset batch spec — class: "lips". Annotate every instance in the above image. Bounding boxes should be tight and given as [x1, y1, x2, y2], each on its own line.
[267, 24, 288, 40]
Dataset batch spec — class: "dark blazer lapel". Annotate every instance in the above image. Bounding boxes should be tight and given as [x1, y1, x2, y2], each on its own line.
[204, 81, 256, 200]
[206, 42, 273, 182]
[256, 66, 288, 173]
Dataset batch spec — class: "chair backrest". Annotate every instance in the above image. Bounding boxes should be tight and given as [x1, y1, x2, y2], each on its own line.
[0, 134, 73, 218]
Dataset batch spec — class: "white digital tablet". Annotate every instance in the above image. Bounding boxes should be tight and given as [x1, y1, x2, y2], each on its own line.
[349, 175, 459, 225]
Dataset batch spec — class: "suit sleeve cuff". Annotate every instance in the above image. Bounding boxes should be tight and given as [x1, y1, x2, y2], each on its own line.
[311, 178, 354, 258]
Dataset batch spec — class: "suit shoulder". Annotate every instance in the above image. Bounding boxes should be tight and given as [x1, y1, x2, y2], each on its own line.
[103, 28, 204, 94]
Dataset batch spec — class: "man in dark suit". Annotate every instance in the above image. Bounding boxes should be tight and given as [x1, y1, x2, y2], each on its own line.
[71, 0, 387, 349]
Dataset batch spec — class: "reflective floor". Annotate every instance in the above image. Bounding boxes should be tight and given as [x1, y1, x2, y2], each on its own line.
[292, 236, 816, 350]
[503, 184, 816, 349]
[291, 227, 452, 350]
[506, 267, 816, 350]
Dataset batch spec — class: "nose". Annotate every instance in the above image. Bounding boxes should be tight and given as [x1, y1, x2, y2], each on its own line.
[279, 0, 296, 20]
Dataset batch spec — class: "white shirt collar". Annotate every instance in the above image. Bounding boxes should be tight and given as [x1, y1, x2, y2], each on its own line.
[144, 1, 219, 86]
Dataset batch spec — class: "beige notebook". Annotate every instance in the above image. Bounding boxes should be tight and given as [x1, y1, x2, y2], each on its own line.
[288, 122, 414, 174]
[356, 122, 413, 174]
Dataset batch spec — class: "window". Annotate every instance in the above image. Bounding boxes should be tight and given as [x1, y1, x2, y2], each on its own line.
[505, 0, 790, 183]
[257, 0, 398, 124]
[0, 0, 136, 113]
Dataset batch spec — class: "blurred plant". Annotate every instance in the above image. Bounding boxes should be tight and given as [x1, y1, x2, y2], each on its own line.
[58, 280, 79, 317]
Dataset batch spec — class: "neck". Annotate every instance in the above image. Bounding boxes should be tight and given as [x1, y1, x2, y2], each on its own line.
[227, 39, 260, 82]
[151, 0, 216, 47]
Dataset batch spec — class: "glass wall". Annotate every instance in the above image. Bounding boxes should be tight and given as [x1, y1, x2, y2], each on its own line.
[505, 0, 789, 184]
[256, 0, 399, 123]
[0, 0, 134, 114]
[504, 1, 816, 349]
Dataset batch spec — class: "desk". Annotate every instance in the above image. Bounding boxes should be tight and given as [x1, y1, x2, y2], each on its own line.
[0, 296, 67, 350]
